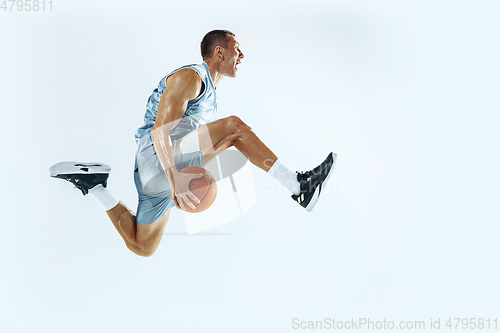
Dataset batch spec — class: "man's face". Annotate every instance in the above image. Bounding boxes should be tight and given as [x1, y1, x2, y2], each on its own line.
[221, 35, 244, 78]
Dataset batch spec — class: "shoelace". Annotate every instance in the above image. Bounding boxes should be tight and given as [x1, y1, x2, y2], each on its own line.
[296, 171, 311, 183]
[297, 155, 331, 184]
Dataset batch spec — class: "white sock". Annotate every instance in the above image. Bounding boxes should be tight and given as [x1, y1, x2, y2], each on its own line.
[268, 159, 301, 195]
[88, 184, 120, 211]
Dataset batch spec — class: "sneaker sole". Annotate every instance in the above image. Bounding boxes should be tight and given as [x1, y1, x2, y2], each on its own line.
[305, 153, 337, 212]
[49, 162, 111, 177]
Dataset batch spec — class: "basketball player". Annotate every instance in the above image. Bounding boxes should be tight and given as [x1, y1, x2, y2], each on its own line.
[49, 30, 336, 257]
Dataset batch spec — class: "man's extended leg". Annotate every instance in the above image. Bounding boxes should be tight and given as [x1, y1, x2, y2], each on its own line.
[196, 115, 336, 211]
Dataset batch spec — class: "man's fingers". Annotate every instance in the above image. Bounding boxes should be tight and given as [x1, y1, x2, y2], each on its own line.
[181, 196, 196, 210]
[179, 198, 188, 210]
[187, 197, 196, 209]
[177, 192, 199, 210]
[187, 192, 200, 204]
[172, 191, 186, 210]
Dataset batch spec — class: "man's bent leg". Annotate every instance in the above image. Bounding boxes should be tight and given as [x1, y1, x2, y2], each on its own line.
[106, 203, 170, 257]
[197, 115, 278, 171]
[49, 161, 171, 256]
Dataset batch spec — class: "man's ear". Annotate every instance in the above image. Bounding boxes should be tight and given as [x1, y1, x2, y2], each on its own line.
[216, 46, 224, 60]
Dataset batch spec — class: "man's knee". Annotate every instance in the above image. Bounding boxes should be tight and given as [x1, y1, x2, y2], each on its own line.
[227, 115, 251, 136]
[126, 241, 157, 257]
[227, 115, 244, 128]
[137, 247, 156, 257]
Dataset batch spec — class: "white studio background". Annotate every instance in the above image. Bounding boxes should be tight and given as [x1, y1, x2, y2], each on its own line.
[1, 1, 499, 332]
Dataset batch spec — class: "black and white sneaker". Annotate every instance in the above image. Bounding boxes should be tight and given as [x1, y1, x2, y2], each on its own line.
[49, 162, 111, 195]
[291, 152, 337, 212]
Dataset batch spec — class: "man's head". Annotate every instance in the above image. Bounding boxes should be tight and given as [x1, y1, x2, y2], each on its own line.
[201, 30, 244, 78]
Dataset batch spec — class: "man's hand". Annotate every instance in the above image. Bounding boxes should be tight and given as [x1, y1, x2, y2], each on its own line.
[169, 170, 204, 210]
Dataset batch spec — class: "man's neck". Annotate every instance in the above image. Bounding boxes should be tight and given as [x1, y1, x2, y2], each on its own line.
[204, 59, 224, 88]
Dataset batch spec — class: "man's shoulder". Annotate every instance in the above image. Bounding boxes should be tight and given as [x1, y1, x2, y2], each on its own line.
[168, 67, 202, 86]
[177, 63, 207, 79]
[168, 63, 206, 80]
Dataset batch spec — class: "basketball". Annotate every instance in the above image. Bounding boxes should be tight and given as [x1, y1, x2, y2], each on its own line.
[176, 166, 217, 213]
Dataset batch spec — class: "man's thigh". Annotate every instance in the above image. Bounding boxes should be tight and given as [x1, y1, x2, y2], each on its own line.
[136, 209, 170, 232]
[197, 116, 237, 165]
[135, 209, 171, 251]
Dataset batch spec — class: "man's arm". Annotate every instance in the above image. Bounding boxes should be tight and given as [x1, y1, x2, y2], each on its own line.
[151, 68, 203, 210]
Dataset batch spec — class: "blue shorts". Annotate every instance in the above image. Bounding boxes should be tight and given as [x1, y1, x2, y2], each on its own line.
[133, 131, 204, 225]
